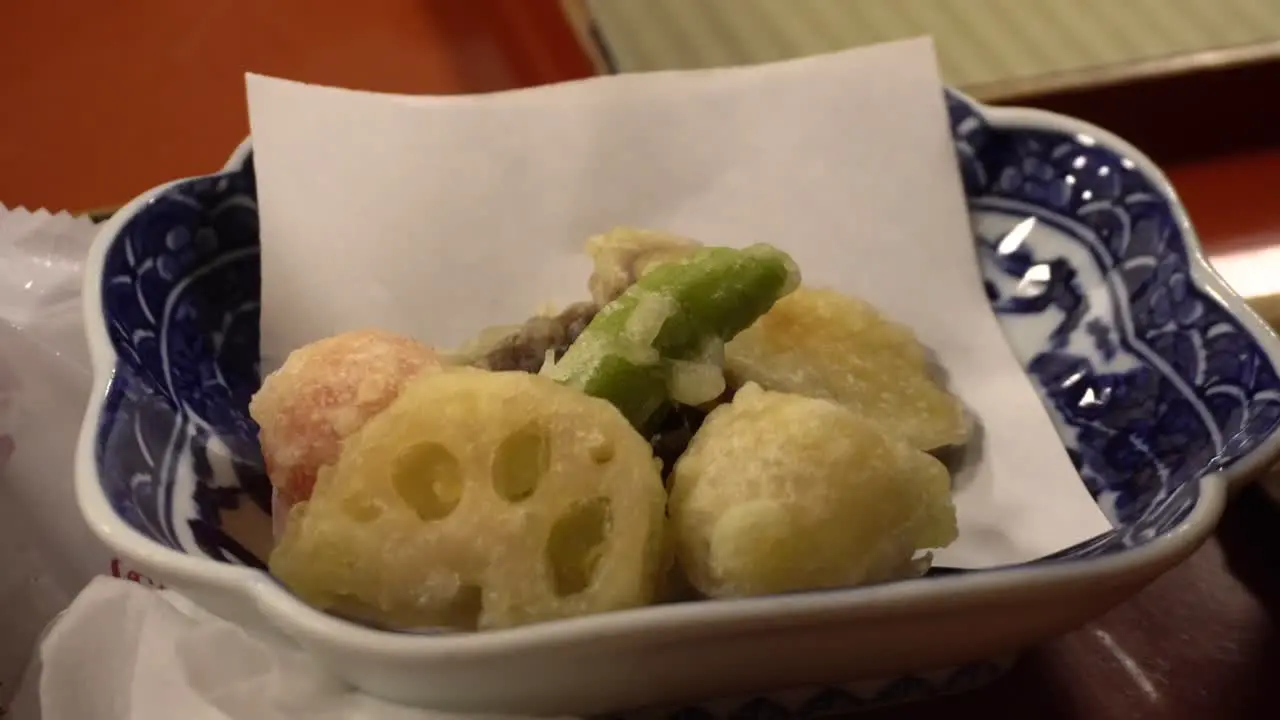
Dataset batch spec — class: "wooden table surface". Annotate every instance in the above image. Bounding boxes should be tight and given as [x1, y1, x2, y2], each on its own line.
[6, 1, 1280, 717]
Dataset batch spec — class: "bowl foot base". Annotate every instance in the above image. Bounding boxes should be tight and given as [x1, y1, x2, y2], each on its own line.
[614, 656, 1017, 719]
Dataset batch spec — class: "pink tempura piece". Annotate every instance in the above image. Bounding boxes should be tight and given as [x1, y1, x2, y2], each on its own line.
[250, 329, 442, 507]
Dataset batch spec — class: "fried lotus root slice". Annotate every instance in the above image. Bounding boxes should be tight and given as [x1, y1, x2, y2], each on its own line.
[724, 287, 970, 451]
[586, 227, 703, 305]
[668, 383, 958, 599]
[249, 329, 442, 506]
[269, 369, 668, 631]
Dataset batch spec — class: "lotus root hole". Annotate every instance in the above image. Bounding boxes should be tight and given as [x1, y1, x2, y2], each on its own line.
[546, 497, 612, 597]
[493, 425, 551, 502]
[392, 442, 464, 521]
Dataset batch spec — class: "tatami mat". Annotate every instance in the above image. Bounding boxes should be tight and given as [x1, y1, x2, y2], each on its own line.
[580, 0, 1280, 98]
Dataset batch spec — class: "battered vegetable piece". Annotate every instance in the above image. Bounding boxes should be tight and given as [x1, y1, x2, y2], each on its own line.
[586, 227, 702, 305]
[669, 384, 958, 599]
[725, 287, 969, 451]
[549, 243, 800, 429]
[250, 330, 442, 506]
[269, 369, 668, 631]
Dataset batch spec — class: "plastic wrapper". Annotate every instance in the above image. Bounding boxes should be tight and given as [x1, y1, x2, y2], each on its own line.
[0, 207, 152, 712]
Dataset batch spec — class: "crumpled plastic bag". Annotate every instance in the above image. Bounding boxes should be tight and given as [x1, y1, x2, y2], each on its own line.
[9, 577, 556, 720]
[0, 207, 115, 710]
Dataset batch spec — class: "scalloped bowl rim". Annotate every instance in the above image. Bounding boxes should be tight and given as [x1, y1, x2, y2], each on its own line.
[74, 91, 1280, 659]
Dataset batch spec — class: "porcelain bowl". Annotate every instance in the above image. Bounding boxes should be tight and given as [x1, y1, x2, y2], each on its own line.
[75, 90, 1280, 717]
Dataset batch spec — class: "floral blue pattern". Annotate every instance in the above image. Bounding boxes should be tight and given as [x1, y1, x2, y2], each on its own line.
[947, 92, 1280, 557]
[89, 91, 1280, 714]
[96, 159, 272, 567]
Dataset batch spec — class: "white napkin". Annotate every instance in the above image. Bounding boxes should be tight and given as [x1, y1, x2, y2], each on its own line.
[246, 37, 1112, 567]
[12, 577, 556, 720]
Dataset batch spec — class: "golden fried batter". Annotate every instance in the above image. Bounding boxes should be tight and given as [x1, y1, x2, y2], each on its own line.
[725, 287, 969, 450]
[270, 369, 668, 631]
[669, 384, 958, 599]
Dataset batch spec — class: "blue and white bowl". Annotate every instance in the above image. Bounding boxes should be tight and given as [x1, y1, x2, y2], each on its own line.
[75, 91, 1280, 717]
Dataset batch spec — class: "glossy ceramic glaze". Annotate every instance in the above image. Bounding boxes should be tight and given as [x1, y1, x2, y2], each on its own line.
[75, 91, 1280, 716]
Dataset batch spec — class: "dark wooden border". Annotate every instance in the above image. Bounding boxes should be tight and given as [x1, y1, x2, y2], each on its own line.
[999, 55, 1280, 167]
